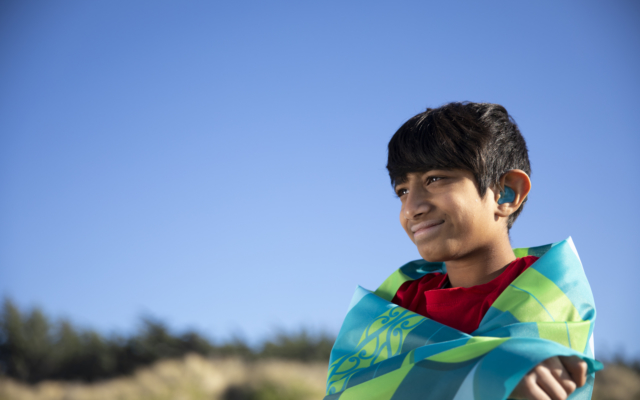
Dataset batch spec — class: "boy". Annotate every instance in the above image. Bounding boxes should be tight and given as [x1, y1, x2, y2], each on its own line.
[324, 102, 600, 400]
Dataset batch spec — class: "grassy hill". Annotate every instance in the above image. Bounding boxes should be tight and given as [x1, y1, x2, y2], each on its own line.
[2, 299, 639, 399]
[0, 354, 327, 400]
[1, 354, 639, 400]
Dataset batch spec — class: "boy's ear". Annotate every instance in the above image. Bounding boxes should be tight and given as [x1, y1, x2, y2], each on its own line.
[494, 169, 531, 218]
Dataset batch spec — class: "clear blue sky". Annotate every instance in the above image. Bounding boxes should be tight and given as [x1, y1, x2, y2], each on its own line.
[1, 1, 638, 359]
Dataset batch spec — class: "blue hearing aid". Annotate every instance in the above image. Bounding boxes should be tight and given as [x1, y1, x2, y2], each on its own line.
[498, 186, 515, 204]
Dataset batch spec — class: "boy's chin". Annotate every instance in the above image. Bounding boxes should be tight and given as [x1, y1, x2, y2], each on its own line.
[417, 249, 451, 263]
[416, 241, 460, 263]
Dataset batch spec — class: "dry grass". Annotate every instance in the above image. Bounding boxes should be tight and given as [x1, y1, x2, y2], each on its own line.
[0, 354, 328, 400]
[1, 355, 638, 400]
[593, 363, 640, 400]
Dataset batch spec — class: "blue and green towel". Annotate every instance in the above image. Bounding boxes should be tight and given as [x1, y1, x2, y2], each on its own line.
[325, 238, 602, 399]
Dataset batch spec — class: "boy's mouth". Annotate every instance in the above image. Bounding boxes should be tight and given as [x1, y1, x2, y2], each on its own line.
[411, 220, 445, 238]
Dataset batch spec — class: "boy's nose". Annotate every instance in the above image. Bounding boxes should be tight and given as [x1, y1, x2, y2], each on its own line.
[402, 190, 431, 220]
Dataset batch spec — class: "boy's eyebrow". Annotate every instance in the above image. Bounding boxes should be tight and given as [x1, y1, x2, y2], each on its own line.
[393, 169, 454, 188]
[393, 176, 408, 187]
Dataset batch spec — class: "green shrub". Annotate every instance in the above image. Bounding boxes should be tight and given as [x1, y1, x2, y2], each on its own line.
[0, 298, 334, 383]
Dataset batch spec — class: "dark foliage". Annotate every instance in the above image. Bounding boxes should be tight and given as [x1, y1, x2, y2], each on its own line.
[0, 299, 334, 384]
[222, 382, 304, 400]
[611, 352, 640, 375]
[261, 329, 335, 362]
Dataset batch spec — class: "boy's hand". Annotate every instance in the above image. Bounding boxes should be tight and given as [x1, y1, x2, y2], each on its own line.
[510, 356, 588, 400]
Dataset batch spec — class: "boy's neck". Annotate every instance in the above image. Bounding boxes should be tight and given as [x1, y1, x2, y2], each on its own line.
[444, 240, 516, 288]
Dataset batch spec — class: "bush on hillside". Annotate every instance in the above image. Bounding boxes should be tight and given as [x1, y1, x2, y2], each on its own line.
[0, 299, 334, 383]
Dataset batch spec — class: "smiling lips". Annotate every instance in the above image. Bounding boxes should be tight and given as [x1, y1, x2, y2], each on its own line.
[411, 220, 445, 238]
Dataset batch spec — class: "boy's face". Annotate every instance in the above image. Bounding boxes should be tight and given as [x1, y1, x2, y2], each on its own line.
[395, 169, 503, 263]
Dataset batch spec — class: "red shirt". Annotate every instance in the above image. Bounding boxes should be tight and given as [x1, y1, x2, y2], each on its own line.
[392, 256, 539, 334]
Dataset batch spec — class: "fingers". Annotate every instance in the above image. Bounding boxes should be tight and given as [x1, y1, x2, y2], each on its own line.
[510, 356, 586, 400]
[512, 373, 552, 400]
[535, 359, 575, 400]
[559, 355, 588, 387]
[543, 356, 577, 395]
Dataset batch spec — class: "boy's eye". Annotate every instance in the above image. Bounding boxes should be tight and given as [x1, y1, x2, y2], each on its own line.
[426, 176, 443, 185]
[395, 188, 408, 197]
